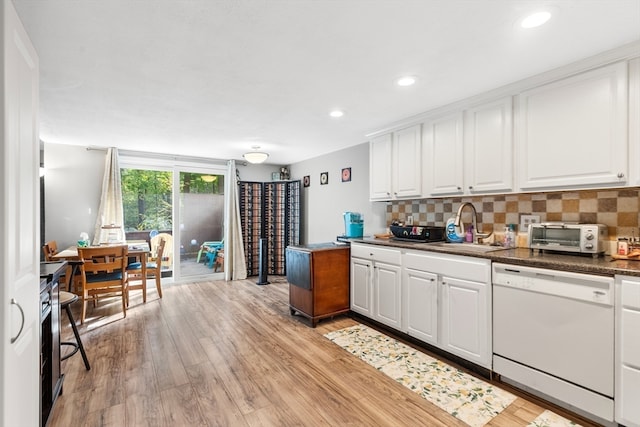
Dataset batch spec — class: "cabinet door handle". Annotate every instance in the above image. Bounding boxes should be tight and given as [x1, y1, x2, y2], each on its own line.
[617, 172, 625, 179]
[468, 186, 473, 190]
[10, 298, 25, 344]
[456, 186, 461, 191]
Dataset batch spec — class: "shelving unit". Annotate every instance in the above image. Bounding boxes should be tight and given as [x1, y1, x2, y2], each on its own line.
[40, 262, 65, 427]
[239, 180, 300, 276]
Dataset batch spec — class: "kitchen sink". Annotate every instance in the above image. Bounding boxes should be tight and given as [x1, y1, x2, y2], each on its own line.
[425, 242, 508, 253]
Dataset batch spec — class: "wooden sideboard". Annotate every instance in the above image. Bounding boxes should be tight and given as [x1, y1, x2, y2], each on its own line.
[285, 243, 350, 327]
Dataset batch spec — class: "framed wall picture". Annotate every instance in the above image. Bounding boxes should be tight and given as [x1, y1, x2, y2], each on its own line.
[271, 172, 280, 181]
[303, 175, 310, 187]
[341, 167, 351, 182]
[320, 172, 328, 185]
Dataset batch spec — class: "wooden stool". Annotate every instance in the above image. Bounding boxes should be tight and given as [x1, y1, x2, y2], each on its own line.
[59, 291, 90, 370]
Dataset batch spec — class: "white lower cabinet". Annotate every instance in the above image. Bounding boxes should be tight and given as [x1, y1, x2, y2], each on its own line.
[350, 243, 402, 329]
[351, 244, 491, 368]
[351, 256, 373, 317]
[441, 275, 488, 365]
[615, 275, 640, 427]
[404, 250, 491, 368]
[404, 266, 438, 344]
[373, 261, 402, 329]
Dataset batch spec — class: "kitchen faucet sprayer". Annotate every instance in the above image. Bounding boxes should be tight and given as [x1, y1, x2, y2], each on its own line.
[454, 202, 492, 244]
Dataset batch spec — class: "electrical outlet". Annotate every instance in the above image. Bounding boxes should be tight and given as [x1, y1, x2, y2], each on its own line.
[520, 214, 541, 232]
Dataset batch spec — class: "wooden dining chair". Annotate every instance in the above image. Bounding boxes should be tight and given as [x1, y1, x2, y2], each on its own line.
[150, 233, 172, 270]
[42, 240, 58, 261]
[127, 237, 166, 300]
[77, 245, 129, 324]
[43, 240, 78, 292]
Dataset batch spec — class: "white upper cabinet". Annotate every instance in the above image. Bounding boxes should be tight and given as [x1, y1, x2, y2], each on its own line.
[393, 125, 422, 198]
[369, 124, 421, 201]
[369, 133, 393, 200]
[517, 62, 628, 190]
[464, 96, 513, 193]
[628, 58, 640, 186]
[369, 44, 638, 197]
[423, 112, 464, 196]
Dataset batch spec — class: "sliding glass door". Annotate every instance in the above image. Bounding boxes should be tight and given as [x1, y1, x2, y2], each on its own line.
[177, 171, 225, 279]
[120, 156, 226, 282]
[121, 168, 174, 277]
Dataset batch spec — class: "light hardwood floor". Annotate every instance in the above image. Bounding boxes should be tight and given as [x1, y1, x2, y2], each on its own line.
[51, 277, 600, 427]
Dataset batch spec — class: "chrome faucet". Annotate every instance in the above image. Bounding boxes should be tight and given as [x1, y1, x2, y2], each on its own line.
[454, 202, 492, 244]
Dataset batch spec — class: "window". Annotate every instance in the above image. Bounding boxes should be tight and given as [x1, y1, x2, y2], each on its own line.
[121, 169, 173, 232]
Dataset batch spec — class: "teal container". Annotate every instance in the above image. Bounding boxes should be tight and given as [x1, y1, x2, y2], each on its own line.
[343, 212, 364, 238]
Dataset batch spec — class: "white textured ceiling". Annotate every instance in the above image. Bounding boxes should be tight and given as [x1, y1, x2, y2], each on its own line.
[12, 0, 640, 165]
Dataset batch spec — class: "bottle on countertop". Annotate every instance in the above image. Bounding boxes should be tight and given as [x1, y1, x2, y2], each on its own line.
[465, 225, 474, 243]
[504, 224, 516, 248]
[618, 237, 629, 256]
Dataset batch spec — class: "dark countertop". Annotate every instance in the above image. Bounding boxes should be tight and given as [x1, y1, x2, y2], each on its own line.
[40, 261, 67, 279]
[351, 237, 640, 277]
[288, 242, 351, 252]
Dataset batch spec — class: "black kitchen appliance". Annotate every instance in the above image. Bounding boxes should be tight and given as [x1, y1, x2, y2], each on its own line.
[390, 225, 445, 243]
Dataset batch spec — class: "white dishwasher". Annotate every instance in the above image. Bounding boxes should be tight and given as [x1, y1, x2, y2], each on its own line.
[492, 263, 614, 424]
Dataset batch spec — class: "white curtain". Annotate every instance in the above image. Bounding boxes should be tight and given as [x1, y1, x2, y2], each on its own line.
[92, 148, 125, 245]
[223, 160, 247, 281]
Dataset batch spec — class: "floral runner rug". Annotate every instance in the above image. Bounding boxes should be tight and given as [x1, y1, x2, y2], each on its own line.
[324, 324, 581, 427]
[527, 410, 581, 427]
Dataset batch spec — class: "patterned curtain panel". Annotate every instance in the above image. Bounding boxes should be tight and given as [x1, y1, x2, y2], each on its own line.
[224, 160, 247, 281]
[92, 147, 125, 245]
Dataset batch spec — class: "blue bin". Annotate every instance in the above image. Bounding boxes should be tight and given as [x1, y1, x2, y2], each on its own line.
[344, 212, 364, 238]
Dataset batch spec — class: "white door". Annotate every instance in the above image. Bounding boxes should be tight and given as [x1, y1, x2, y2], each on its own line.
[393, 124, 422, 198]
[1, 1, 40, 426]
[464, 96, 513, 193]
[350, 257, 372, 316]
[517, 62, 628, 190]
[373, 262, 402, 329]
[405, 268, 438, 345]
[441, 276, 488, 367]
[369, 133, 392, 200]
[424, 112, 464, 196]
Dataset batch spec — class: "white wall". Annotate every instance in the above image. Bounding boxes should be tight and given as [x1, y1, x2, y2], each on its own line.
[44, 144, 105, 249]
[290, 142, 386, 244]
[236, 162, 281, 182]
[43, 143, 281, 249]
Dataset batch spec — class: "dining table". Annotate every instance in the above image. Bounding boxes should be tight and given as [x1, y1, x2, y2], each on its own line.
[51, 241, 151, 294]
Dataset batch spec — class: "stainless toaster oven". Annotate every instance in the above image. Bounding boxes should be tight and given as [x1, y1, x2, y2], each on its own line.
[528, 223, 608, 256]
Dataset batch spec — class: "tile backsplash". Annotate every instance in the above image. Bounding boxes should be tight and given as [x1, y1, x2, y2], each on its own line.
[386, 188, 640, 246]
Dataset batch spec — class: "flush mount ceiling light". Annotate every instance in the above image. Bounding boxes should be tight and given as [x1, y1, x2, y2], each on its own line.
[520, 11, 551, 28]
[329, 110, 344, 118]
[396, 76, 417, 87]
[243, 146, 269, 164]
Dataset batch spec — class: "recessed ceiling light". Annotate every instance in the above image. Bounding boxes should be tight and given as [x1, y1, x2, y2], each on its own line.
[329, 110, 344, 118]
[520, 11, 551, 28]
[396, 76, 417, 87]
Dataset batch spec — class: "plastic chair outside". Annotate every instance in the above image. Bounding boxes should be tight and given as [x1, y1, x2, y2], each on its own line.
[197, 240, 224, 264]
